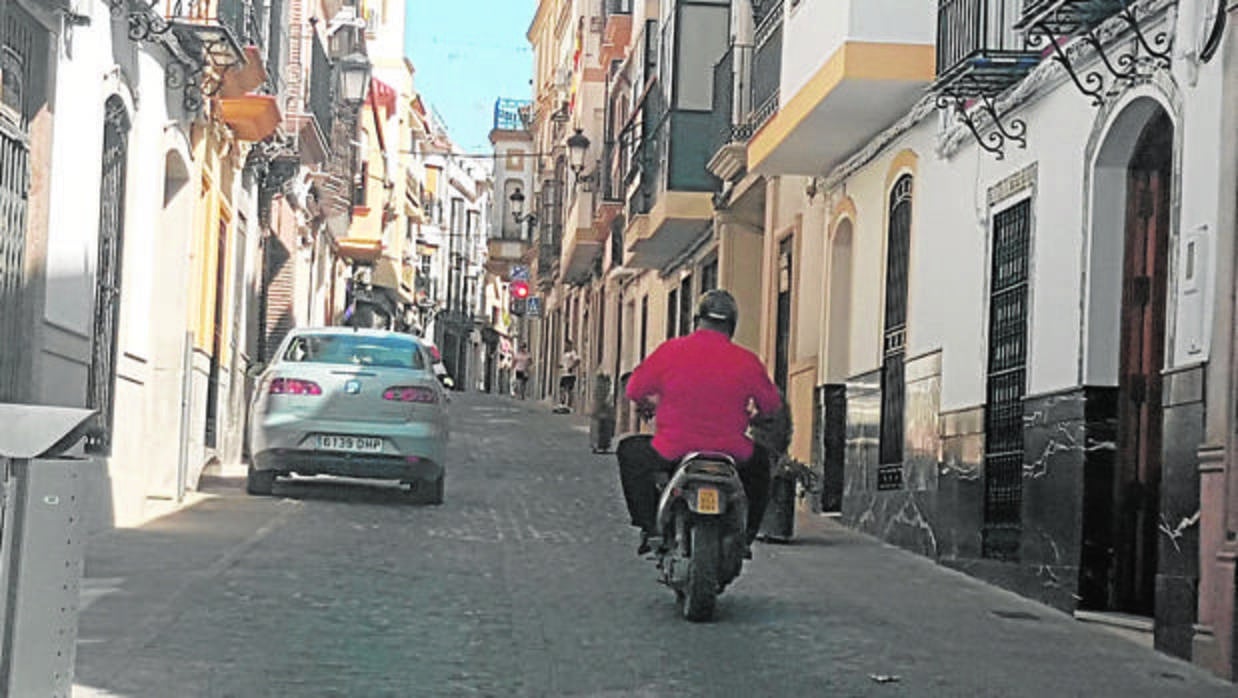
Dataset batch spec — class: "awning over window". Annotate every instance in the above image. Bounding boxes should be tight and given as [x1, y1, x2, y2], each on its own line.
[335, 237, 384, 262]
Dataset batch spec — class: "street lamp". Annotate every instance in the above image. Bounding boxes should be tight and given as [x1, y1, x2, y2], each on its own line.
[509, 187, 536, 231]
[566, 128, 590, 173]
[509, 187, 525, 223]
[566, 129, 597, 191]
[336, 53, 372, 107]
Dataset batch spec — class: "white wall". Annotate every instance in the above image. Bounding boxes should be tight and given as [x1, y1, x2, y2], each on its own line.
[41, 3, 205, 528]
[815, 8, 1226, 411]
[781, 0, 934, 102]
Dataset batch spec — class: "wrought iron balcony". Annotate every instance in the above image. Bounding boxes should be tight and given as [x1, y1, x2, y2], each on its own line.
[750, 1, 782, 135]
[933, 0, 1039, 159]
[1018, 0, 1124, 33]
[708, 44, 756, 183]
[165, 0, 265, 55]
[307, 27, 335, 149]
[935, 0, 1037, 95]
[537, 224, 562, 285]
[1015, 0, 1173, 107]
[108, 1, 268, 112]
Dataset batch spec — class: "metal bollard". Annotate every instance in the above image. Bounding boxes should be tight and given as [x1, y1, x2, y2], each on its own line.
[0, 404, 97, 698]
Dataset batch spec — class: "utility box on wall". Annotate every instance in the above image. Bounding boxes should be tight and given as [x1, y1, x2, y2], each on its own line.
[0, 404, 97, 698]
[1176, 223, 1214, 363]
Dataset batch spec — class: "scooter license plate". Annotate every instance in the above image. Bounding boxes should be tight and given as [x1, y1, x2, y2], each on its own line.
[696, 487, 720, 514]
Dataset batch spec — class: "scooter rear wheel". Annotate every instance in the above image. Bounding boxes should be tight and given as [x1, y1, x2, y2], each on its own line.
[680, 516, 720, 622]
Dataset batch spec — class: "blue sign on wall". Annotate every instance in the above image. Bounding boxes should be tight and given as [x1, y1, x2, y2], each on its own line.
[526, 296, 542, 317]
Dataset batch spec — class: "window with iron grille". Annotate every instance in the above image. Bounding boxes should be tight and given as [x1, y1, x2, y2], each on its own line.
[0, 3, 40, 403]
[879, 176, 912, 471]
[87, 96, 131, 454]
[982, 198, 1031, 560]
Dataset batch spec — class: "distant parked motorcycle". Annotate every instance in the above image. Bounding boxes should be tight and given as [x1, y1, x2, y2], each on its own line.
[645, 446, 750, 622]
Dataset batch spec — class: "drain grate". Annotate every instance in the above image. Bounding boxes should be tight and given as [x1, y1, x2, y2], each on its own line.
[991, 609, 1040, 621]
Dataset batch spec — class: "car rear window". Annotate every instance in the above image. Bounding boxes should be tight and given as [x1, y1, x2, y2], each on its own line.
[282, 333, 427, 370]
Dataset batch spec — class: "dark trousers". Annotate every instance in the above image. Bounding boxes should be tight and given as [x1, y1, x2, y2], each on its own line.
[617, 435, 770, 542]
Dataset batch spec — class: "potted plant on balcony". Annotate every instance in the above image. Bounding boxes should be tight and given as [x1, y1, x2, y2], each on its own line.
[590, 372, 616, 453]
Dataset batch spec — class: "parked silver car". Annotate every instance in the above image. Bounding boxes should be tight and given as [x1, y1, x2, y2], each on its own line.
[247, 328, 450, 502]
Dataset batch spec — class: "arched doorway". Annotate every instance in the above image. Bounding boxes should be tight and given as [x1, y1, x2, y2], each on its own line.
[1081, 101, 1173, 616]
[821, 219, 854, 512]
[826, 219, 853, 381]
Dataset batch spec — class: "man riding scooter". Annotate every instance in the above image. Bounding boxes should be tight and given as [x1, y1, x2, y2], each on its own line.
[617, 290, 784, 556]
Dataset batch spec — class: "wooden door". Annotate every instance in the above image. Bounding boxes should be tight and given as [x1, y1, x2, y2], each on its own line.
[1113, 164, 1169, 614]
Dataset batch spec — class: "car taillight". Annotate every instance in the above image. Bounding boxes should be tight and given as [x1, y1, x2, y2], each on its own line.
[269, 378, 323, 396]
[383, 386, 438, 403]
[429, 346, 442, 361]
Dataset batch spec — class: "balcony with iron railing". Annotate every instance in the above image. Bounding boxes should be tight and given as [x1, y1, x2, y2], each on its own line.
[746, 0, 936, 175]
[707, 44, 757, 183]
[750, 0, 783, 135]
[622, 97, 716, 270]
[164, 0, 281, 138]
[1014, 0, 1173, 108]
[935, 0, 1035, 87]
[305, 27, 335, 151]
[1018, 0, 1125, 31]
[536, 223, 562, 287]
[930, 0, 1039, 157]
[165, 0, 266, 59]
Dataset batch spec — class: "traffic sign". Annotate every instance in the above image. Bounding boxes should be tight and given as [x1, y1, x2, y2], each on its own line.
[526, 296, 542, 317]
[510, 265, 530, 281]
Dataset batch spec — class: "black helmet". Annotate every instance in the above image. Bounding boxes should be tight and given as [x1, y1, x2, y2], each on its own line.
[695, 289, 738, 334]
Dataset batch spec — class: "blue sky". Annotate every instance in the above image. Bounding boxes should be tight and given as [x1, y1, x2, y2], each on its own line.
[404, 1, 536, 155]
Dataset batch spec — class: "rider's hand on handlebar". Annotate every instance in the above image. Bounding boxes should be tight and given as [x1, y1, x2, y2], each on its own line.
[636, 396, 658, 420]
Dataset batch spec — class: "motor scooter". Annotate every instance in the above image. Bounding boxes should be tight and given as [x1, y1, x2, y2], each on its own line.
[647, 447, 749, 621]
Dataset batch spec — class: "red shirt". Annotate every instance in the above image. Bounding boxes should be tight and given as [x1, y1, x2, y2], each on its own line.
[626, 329, 783, 461]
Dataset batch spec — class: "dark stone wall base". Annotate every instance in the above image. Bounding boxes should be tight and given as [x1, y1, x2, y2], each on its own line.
[1156, 573, 1199, 658]
[843, 490, 938, 559]
[840, 374, 1202, 662]
[942, 558, 1082, 614]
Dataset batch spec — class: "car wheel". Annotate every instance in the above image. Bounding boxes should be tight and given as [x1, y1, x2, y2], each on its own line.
[246, 465, 276, 496]
[428, 475, 445, 505]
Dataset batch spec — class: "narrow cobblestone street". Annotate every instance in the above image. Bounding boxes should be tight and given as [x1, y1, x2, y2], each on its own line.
[72, 393, 1233, 697]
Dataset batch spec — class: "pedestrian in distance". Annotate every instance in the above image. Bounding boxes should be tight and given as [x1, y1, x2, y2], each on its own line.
[555, 340, 580, 413]
[512, 343, 532, 400]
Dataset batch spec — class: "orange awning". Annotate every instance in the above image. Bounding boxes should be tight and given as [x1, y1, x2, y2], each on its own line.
[217, 94, 281, 142]
[335, 237, 384, 263]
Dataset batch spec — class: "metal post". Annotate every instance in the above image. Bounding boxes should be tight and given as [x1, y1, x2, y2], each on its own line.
[0, 405, 96, 697]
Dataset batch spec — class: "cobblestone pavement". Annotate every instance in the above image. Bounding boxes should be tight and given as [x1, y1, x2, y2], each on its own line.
[73, 393, 1234, 697]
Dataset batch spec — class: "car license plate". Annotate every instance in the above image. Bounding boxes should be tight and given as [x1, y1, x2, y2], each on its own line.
[697, 487, 720, 514]
[316, 435, 384, 453]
